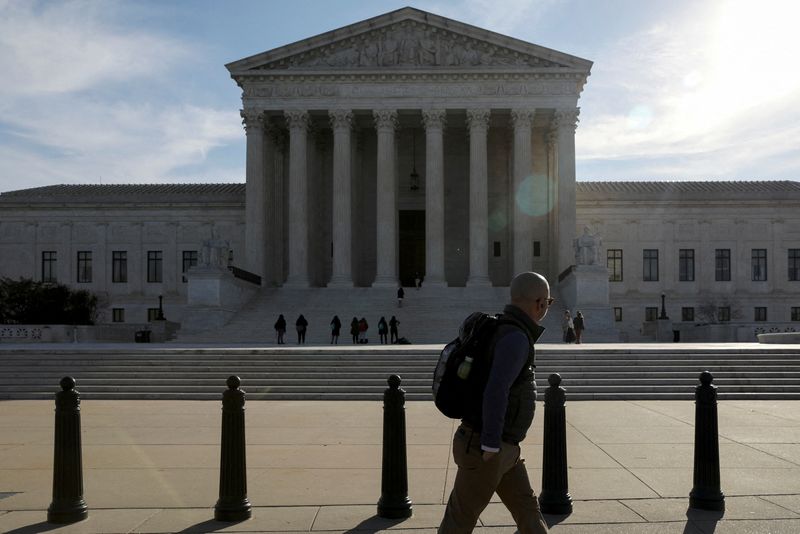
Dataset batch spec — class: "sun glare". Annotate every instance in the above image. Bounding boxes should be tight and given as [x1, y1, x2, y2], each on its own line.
[690, 0, 800, 124]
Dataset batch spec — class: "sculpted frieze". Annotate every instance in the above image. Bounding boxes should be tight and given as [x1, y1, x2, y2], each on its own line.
[253, 21, 570, 71]
[242, 80, 578, 99]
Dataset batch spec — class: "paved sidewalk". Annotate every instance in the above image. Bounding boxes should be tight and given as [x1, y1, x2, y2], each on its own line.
[2, 398, 800, 532]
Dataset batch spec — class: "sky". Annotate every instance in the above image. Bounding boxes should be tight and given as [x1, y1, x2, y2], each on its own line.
[0, 0, 798, 193]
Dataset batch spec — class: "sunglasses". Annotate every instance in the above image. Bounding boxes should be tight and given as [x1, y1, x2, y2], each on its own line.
[538, 297, 555, 307]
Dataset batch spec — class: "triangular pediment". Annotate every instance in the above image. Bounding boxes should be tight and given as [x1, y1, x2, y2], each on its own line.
[227, 7, 592, 74]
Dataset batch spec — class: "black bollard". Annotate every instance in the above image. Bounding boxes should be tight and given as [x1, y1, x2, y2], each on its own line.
[689, 371, 725, 511]
[47, 376, 88, 524]
[214, 376, 252, 521]
[539, 373, 572, 515]
[377, 374, 413, 518]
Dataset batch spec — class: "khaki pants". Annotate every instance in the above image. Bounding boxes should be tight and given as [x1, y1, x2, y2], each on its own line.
[439, 424, 548, 533]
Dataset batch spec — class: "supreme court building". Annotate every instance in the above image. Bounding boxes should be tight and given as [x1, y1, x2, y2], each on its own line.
[229, 7, 590, 289]
[2, 7, 799, 343]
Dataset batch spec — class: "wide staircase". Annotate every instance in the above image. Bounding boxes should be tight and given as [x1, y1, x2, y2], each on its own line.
[175, 285, 617, 344]
[1, 346, 799, 400]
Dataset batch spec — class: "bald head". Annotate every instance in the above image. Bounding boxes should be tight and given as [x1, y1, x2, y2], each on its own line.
[510, 271, 550, 305]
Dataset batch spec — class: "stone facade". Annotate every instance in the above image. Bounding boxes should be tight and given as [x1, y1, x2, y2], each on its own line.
[228, 7, 591, 289]
[577, 181, 800, 341]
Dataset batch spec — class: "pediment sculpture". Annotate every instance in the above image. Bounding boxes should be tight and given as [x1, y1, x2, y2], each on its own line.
[254, 21, 570, 71]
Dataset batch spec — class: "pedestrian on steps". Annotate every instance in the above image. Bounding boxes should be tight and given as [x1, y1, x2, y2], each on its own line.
[389, 316, 400, 344]
[562, 310, 575, 344]
[574, 310, 585, 344]
[274, 314, 286, 345]
[378, 316, 388, 344]
[358, 317, 368, 343]
[350, 317, 359, 344]
[330, 315, 342, 344]
[397, 286, 405, 307]
[296, 314, 308, 344]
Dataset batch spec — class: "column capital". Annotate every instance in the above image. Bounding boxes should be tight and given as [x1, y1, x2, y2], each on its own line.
[466, 109, 491, 131]
[510, 109, 535, 129]
[240, 109, 264, 133]
[546, 128, 558, 150]
[422, 109, 447, 130]
[329, 109, 354, 130]
[553, 108, 580, 132]
[284, 109, 310, 131]
[373, 109, 398, 131]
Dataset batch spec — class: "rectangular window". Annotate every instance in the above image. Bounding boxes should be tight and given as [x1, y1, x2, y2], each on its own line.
[147, 308, 160, 322]
[789, 249, 800, 281]
[752, 249, 767, 281]
[147, 250, 163, 283]
[754, 307, 767, 322]
[112, 251, 127, 283]
[112, 308, 125, 323]
[718, 306, 731, 322]
[715, 249, 731, 281]
[493, 242, 501, 257]
[679, 249, 695, 281]
[533, 241, 541, 257]
[681, 307, 695, 322]
[614, 307, 622, 322]
[182, 250, 198, 283]
[41, 251, 57, 283]
[792, 307, 800, 321]
[607, 249, 623, 282]
[645, 307, 659, 322]
[77, 251, 92, 283]
[643, 249, 659, 281]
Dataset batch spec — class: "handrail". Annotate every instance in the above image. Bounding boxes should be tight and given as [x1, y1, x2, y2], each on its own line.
[228, 265, 261, 286]
[557, 265, 576, 283]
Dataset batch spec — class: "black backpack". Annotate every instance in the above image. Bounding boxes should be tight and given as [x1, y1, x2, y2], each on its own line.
[432, 312, 520, 419]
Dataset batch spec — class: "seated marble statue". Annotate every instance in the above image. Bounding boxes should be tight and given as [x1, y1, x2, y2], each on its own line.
[574, 227, 602, 266]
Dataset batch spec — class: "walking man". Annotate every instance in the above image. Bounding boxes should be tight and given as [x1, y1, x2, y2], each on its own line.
[439, 271, 551, 533]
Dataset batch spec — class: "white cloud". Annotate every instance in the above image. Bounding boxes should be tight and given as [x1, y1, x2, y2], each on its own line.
[0, 0, 243, 191]
[577, 0, 800, 180]
[0, 0, 191, 96]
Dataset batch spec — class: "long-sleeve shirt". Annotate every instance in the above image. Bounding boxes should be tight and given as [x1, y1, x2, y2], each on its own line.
[480, 329, 529, 451]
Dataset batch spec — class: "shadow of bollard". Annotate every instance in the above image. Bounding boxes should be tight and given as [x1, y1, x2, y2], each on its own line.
[689, 370, 725, 511]
[47, 376, 88, 524]
[214, 376, 252, 522]
[539, 373, 572, 515]
[377, 375, 413, 519]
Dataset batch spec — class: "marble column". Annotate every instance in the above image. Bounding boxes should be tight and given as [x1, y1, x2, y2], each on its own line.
[554, 108, 579, 277]
[374, 109, 399, 286]
[242, 109, 266, 279]
[285, 110, 310, 287]
[329, 109, 354, 287]
[466, 108, 492, 286]
[422, 109, 447, 287]
[511, 109, 535, 276]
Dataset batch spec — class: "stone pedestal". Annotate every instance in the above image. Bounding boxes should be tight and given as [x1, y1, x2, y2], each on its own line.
[182, 268, 258, 332]
[656, 319, 675, 343]
[559, 265, 617, 342]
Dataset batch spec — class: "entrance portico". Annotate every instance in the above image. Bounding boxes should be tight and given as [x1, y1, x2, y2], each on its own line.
[229, 7, 591, 288]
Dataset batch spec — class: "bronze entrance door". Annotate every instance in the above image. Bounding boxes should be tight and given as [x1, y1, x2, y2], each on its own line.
[399, 210, 425, 287]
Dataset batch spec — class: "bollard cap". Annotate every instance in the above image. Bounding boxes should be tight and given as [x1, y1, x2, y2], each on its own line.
[548, 373, 562, 387]
[226, 375, 241, 390]
[60, 376, 76, 391]
[388, 374, 401, 389]
[699, 371, 713, 386]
